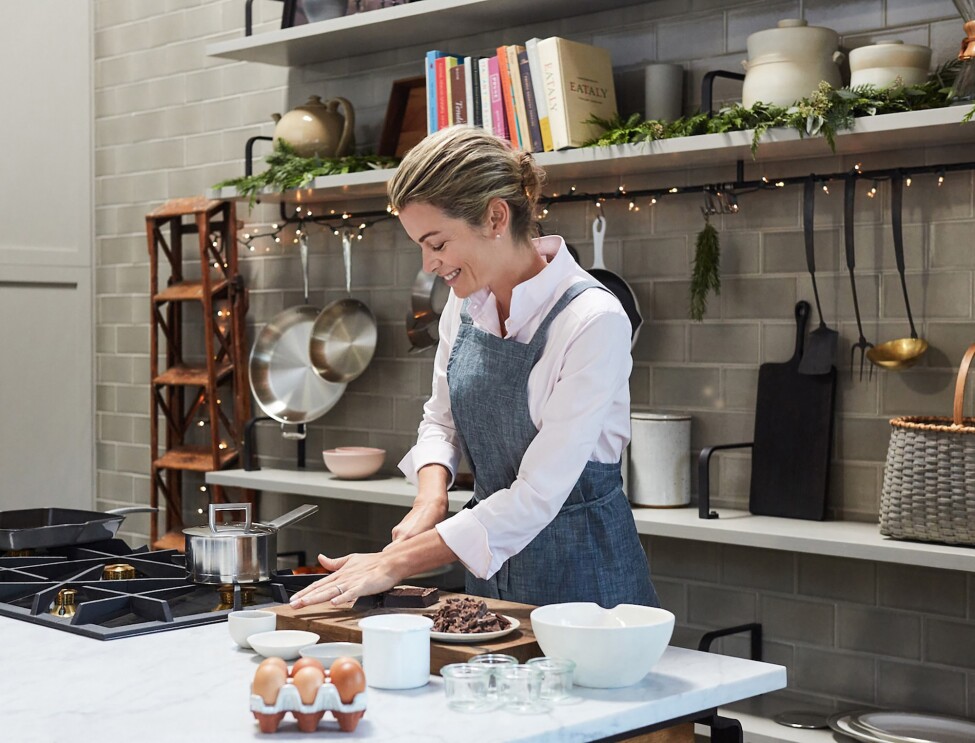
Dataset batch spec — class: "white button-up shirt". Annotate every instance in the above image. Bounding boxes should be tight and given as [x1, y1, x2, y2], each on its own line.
[398, 235, 633, 579]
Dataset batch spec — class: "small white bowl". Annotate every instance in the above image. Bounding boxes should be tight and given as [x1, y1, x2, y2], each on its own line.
[530, 603, 675, 688]
[323, 447, 385, 479]
[247, 630, 321, 660]
[227, 609, 277, 649]
[299, 641, 364, 666]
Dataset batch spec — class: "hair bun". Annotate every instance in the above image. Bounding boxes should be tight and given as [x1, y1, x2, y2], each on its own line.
[518, 151, 545, 201]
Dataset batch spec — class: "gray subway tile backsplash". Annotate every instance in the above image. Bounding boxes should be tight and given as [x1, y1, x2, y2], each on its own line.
[97, 0, 975, 717]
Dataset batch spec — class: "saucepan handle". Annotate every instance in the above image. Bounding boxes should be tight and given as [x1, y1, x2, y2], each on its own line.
[209, 503, 252, 533]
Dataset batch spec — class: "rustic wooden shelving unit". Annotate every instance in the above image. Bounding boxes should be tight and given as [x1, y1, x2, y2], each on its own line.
[145, 197, 252, 549]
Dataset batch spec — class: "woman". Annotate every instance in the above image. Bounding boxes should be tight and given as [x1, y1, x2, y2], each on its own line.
[290, 126, 658, 610]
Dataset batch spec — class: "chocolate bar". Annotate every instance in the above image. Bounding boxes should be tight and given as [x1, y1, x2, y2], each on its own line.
[352, 585, 439, 611]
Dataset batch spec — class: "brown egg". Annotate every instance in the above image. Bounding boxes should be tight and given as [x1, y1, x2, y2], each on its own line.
[251, 662, 288, 705]
[329, 657, 366, 703]
[292, 665, 325, 705]
[260, 657, 288, 673]
[291, 657, 325, 677]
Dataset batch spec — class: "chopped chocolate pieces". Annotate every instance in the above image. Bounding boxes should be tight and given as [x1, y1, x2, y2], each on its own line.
[352, 585, 439, 611]
[425, 597, 511, 634]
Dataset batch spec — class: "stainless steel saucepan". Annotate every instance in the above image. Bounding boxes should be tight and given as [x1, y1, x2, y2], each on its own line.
[183, 503, 318, 584]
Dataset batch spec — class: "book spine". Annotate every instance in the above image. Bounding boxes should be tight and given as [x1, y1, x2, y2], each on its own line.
[468, 56, 481, 128]
[536, 38, 568, 150]
[518, 48, 543, 153]
[525, 38, 553, 151]
[507, 45, 530, 150]
[425, 50, 445, 135]
[478, 57, 492, 135]
[488, 56, 508, 140]
[496, 46, 520, 147]
[450, 63, 467, 125]
[435, 56, 449, 130]
[443, 56, 458, 126]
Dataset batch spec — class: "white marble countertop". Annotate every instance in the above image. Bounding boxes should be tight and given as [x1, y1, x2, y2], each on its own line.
[1, 616, 785, 743]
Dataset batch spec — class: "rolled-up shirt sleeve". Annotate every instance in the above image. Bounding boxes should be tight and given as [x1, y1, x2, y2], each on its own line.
[397, 294, 463, 486]
[435, 307, 632, 579]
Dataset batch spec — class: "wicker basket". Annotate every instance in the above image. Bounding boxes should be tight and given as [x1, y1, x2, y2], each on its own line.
[880, 344, 975, 546]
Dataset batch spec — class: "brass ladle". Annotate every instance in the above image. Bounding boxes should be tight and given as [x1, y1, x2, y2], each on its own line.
[867, 172, 928, 370]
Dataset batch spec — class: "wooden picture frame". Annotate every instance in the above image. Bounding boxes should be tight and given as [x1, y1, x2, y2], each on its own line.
[378, 76, 427, 158]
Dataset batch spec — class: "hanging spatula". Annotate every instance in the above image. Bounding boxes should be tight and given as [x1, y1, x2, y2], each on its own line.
[798, 176, 839, 376]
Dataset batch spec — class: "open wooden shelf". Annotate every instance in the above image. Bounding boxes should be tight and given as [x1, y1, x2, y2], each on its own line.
[205, 468, 975, 574]
[206, 0, 649, 66]
[208, 107, 975, 204]
[153, 363, 234, 387]
[154, 445, 239, 472]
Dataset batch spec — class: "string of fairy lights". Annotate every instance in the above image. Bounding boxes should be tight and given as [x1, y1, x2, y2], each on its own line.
[198, 157, 974, 500]
[234, 160, 969, 251]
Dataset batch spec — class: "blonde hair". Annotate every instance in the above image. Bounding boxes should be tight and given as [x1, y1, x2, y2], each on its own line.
[387, 126, 545, 245]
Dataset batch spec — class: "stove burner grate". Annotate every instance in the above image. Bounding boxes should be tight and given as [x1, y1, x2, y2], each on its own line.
[0, 539, 304, 639]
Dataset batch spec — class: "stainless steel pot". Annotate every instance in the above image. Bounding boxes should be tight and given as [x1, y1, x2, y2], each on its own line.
[183, 503, 318, 584]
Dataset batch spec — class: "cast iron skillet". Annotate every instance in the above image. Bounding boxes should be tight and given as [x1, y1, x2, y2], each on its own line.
[0, 506, 156, 551]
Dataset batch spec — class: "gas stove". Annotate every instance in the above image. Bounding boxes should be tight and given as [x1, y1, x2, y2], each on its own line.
[0, 539, 315, 640]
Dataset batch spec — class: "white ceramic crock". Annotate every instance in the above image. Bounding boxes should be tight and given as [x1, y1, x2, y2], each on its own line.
[628, 413, 691, 507]
[849, 40, 932, 89]
[358, 613, 433, 690]
[742, 19, 844, 107]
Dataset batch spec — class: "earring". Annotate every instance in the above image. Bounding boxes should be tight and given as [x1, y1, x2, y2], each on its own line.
[495, 234, 501, 240]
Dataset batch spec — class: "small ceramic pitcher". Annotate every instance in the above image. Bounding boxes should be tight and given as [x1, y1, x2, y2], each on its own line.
[272, 95, 355, 158]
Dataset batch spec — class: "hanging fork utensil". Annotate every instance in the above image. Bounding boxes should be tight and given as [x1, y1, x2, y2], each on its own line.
[843, 174, 874, 381]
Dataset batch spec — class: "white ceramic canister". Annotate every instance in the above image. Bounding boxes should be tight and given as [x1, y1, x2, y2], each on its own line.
[849, 40, 932, 89]
[628, 413, 691, 507]
[358, 613, 433, 689]
[742, 19, 844, 108]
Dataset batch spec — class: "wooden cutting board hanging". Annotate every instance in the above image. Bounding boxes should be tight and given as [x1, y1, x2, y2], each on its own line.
[749, 301, 836, 520]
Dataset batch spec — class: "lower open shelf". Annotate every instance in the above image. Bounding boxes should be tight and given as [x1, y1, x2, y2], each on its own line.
[204, 468, 975, 574]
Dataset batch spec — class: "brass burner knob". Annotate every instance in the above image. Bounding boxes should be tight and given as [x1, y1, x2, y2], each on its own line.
[50, 588, 78, 618]
[102, 563, 136, 580]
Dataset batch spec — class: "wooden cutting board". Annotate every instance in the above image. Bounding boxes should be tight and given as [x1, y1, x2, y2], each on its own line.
[272, 591, 541, 674]
[749, 300, 836, 520]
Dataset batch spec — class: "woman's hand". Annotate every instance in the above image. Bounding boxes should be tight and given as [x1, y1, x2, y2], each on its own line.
[288, 552, 402, 609]
[390, 499, 448, 543]
[288, 529, 458, 610]
[390, 463, 450, 543]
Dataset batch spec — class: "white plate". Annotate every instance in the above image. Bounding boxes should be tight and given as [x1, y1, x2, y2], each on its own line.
[856, 711, 975, 743]
[829, 713, 891, 743]
[431, 616, 520, 644]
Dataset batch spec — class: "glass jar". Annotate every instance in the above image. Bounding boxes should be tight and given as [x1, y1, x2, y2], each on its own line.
[441, 663, 495, 712]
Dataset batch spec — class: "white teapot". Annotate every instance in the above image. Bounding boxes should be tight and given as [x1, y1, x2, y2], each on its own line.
[272, 95, 355, 159]
[741, 19, 844, 108]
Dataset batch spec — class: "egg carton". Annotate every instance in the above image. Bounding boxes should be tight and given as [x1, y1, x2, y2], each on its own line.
[250, 684, 367, 733]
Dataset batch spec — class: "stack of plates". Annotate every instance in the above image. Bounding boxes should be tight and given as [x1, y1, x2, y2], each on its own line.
[828, 710, 975, 743]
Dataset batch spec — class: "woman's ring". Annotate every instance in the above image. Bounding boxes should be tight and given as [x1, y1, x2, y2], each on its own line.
[334, 584, 343, 595]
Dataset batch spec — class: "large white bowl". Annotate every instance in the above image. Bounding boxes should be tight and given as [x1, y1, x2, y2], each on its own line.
[247, 630, 321, 660]
[529, 603, 675, 688]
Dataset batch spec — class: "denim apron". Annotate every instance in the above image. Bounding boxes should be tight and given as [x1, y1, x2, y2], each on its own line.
[446, 280, 659, 608]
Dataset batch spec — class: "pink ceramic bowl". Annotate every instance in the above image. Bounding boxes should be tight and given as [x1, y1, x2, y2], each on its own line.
[323, 447, 385, 479]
